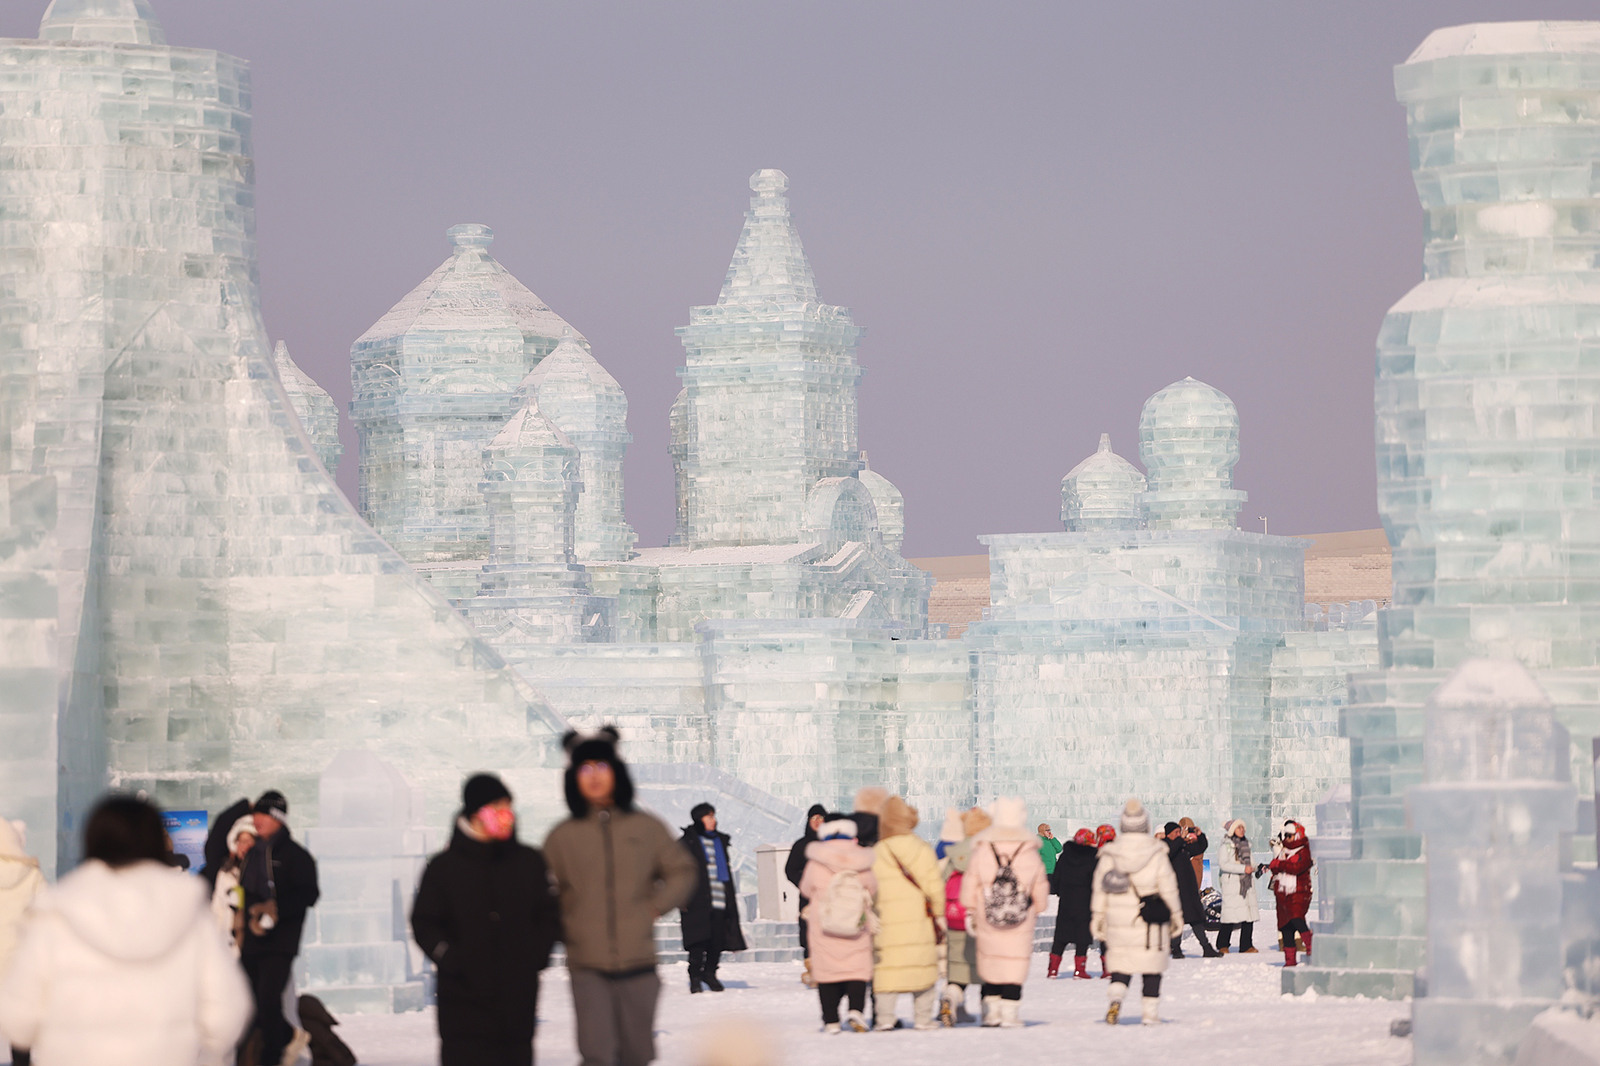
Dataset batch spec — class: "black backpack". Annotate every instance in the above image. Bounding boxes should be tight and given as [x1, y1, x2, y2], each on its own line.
[1138, 890, 1172, 927]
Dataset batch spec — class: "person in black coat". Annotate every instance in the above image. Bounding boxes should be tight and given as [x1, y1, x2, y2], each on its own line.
[1046, 829, 1101, 979]
[1163, 821, 1219, 958]
[678, 803, 746, 993]
[784, 804, 827, 978]
[412, 774, 561, 1066]
[239, 790, 321, 1066]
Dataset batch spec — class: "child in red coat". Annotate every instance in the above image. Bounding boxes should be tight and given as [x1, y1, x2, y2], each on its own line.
[1268, 821, 1314, 967]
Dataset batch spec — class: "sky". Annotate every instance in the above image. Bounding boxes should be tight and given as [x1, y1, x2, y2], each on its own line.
[6, 1, 1595, 557]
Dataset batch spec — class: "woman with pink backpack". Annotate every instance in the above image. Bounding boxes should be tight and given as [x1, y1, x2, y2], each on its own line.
[959, 797, 1050, 1028]
[798, 815, 879, 1034]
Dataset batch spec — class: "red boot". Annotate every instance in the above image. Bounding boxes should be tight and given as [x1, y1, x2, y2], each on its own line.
[1283, 945, 1298, 968]
[1073, 955, 1091, 979]
[1301, 931, 1313, 957]
[1047, 954, 1062, 979]
[1100, 956, 1110, 979]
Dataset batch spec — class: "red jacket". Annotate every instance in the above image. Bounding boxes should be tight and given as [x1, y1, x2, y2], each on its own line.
[1269, 841, 1313, 924]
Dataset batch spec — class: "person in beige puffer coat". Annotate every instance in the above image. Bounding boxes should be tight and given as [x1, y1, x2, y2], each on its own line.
[960, 797, 1049, 1029]
[871, 797, 944, 1030]
[1090, 798, 1182, 1027]
[0, 819, 47, 1065]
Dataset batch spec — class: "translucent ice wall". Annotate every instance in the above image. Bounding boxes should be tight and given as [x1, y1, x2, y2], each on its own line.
[0, 5, 569, 865]
[1408, 659, 1574, 1064]
[350, 224, 578, 564]
[273, 341, 343, 475]
[674, 170, 863, 548]
[1292, 20, 1600, 1000]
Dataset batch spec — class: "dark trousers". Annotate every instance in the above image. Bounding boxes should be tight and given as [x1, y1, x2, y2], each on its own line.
[797, 895, 810, 957]
[981, 983, 1022, 1001]
[1050, 916, 1093, 956]
[1109, 973, 1162, 997]
[1172, 922, 1216, 956]
[1279, 916, 1310, 940]
[9, 1048, 28, 1066]
[442, 1036, 532, 1066]
[817, 980, 867, 1023]
[570, 968, 660, 1066]
[687, 908, 734, 979]
[1217, 921, 1255, 951]
[242, 952, 295, 1066]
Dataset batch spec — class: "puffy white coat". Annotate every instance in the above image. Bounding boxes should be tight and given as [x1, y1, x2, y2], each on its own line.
[1214, 833, 1260, 924]
[0, 859, 252, 1066]
[960, 823, 1049, 986]
[0, 820, 46, 988]
[1089, 832, 1182, 976]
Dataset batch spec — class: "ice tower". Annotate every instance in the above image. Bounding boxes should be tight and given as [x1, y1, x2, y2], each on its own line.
[274, 341, 343, 475]
[0, 1, 566, 876]
[673, 170, 866, 547]
[1291, 20, 1600, 1000]
[349, 224, 578, 566]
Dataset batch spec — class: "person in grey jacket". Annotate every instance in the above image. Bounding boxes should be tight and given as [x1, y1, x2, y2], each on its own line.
[543, 728, 697, 1066]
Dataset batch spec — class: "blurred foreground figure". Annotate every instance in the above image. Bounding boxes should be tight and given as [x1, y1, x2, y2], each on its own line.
[0, 819, 46, 1066]
[0, 795, 251, 1066]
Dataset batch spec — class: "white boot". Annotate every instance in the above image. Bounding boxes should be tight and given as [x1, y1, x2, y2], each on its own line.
[824, 1022, 841, 1034]
[981, 994, 1003, 1027]
[939, 983, 961, 1027]
[847, 1009, 869, 1033]
[874, 992, 899, 1031]
[1141, 997, 1160, 1026]
[1106, 982, 1129, 1025]
[998, 999, 1023, 1028]
[912, 986, 941, 1030]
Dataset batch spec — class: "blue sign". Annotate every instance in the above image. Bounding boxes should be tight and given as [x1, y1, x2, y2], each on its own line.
[162, 809, 208, 875]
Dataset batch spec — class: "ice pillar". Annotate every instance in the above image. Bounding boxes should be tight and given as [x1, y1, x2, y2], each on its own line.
[1407, 659, 1575, 1064]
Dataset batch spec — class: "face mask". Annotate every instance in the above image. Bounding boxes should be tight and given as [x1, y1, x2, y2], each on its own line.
[477, 805, 516, 841]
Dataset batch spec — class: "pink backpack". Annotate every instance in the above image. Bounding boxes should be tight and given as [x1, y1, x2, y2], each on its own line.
[945, 870, 966, 931]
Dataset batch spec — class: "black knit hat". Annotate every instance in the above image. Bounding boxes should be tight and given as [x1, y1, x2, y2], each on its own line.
[1164, 821, 1181, 834]
[253, 790, 289, 826]
[806, 804, 827, 821]
[561, 726, 634, 816]
[462, 773, 512, 813]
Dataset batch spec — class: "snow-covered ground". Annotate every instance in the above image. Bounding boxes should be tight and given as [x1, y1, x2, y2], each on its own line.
[336, 953, 1411, 1065]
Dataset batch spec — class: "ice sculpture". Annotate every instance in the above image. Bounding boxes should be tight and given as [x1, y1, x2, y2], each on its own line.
[673, 170, 865, 548]
[1138, 377, 1246, 531]
[0, 1, 567, 877]
[1291, 20, 1600, 1000]
[1061, 433, 1145, 531]
[297, 752, 434, 1013]
[515, 327, 636, 562]
[349, 223, 579, 565]
[856, 453, 905, 555]
[273, 341, 343, 475]
[1407, 659, 1574, 1064]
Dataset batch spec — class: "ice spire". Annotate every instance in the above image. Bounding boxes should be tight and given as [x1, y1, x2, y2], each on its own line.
[39, 0, 166, 44]
[717, 169, 819, 305]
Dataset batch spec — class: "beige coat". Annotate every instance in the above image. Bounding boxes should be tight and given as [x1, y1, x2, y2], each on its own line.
[871, 832, 944, 993]
[960, 827, 1049, 986]
[1089, 832, 1182, 976]
[0, 820, 45, 982]
[799, 839, 878, 984]
[941, 837, 978, 986]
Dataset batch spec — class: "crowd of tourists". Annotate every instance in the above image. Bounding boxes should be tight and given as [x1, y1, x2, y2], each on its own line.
[0, 724, 1319, 1065]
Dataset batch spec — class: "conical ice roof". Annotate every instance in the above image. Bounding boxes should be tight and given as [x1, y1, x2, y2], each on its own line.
[717, 170, 820, 306]
[514, 327, 623, 409]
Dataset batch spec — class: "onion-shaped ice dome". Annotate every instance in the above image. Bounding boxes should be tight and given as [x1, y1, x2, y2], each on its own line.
[40, 0, 165, 44]
[1137, 377, 1246, 530]
[514, 328, 636, 561]
[856, 452, 905, 554]
[273, 342, 343, 475]
[1061, 433, 1145, 532]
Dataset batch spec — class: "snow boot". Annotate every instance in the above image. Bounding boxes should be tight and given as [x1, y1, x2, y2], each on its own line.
[802, 957, 817, 988]
[1283, 944, 1298, 968]
[1047, 953, 1062, 979]
[1301, 931, 1314, 957]
[998, 1000, 1023, 1029]
[1106, 982, 1129, 1025]
[847, 1009, 869, 1033]
[956, 999, 976, 1025]
[824, 1023, 841, 1035]
[940, 984, 961, 1027]
[1074, 955, 1091, 979]
[1141, 997, 1160, 1026]
[981, 995, 1003, 1028]
[912, 986, 940, 1030]
[873, 993, 898, 1031]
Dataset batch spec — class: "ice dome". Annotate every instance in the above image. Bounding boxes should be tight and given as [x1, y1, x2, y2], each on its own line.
[856, 453, 904, 554]
[1061, 433, 1145, 532]
[1138, 376, 1246, 530]
[40, 0, 165, 44]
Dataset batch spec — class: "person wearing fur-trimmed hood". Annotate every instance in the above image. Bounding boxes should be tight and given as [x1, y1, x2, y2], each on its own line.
[543, 727, 697, 1066]
[1214, 819, 1260, 954]
[959, 797, 1049, 1028]
[1268, 820, 1314, 966]
[870, 797, 944, 1030]
[678, 803, 747, 993]
[799, 816, 878, 1033]
[1090, 799, 1182, 1027]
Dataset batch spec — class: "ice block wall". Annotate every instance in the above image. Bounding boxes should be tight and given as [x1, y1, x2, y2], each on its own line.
[1407, 659, 1574, 1064]
[0, 1, 570, 864]
[1292, 20, 1600, 1000]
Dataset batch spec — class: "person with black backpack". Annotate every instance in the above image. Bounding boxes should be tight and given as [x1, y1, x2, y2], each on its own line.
[958, 797, 1049, 1028]
[1089, 799, 1182, 1027]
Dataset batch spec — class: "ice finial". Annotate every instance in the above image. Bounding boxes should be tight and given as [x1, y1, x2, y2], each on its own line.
[716, 169, 818, 304]
[446, 223, 494, 253]
[40, 0, 166, 44]
[751, 169, 789, 196]
[1097, 433, 1112, 453]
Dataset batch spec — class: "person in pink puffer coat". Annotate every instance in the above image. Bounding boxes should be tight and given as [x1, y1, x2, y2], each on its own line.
[798, 816, 879, 1034]
[959, 796, 1049, 1029]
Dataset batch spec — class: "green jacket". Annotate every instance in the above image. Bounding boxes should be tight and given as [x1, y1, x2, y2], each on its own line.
[1038, 835, 1064, 875]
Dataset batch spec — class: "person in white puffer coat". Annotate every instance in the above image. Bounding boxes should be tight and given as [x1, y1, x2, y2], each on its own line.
[0, 795, 252, 1066]
[0, 818, 47, 1065]
[1089, 798, 1182, 1027]
[1213, 819, 1260, 954]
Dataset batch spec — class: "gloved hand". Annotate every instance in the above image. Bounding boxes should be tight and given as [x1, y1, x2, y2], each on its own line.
[1091, 914, 1106, 940]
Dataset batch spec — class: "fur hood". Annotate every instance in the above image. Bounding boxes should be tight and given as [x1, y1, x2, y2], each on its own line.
[1097, 831, 1166, 874]
[879, 797, 919, 839]
[960, 806, 992, 839]
[36, 860, 209, 963]
[804, 837, 876, 874]
[973, 797, 1033, 843]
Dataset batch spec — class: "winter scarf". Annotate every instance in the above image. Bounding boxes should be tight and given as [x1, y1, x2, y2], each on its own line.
[1224, 821, 1253, 896]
